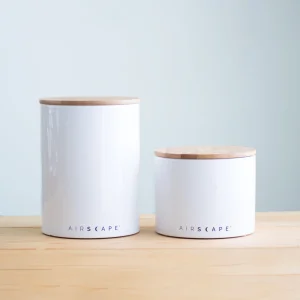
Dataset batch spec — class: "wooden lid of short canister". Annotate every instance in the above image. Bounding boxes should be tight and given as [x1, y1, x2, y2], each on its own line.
[154, 146, 256, 159]
[39, 97, 140, 106]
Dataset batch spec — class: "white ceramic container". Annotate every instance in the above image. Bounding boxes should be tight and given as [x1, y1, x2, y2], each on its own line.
[40, 97, 140, 238]
[154, 146, 256, 239]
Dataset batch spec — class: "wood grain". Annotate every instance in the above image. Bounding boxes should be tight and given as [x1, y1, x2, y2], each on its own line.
[1, 213, 300, 300]
[154, 145, 256, 159]
[39, 97, 140, 106]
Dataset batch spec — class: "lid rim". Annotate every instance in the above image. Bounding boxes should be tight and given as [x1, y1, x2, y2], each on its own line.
[154, 146, 256, 160]
[39, 96, 140, 106]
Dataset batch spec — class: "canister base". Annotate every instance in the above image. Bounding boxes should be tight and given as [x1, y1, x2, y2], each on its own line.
[155, 229, 255, 239]
[41, 229, 140, 239]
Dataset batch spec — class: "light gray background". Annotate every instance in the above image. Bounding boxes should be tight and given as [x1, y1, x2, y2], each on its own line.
[0, 0, 299, 215]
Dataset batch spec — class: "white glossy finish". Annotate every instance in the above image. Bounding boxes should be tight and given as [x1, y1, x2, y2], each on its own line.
[41, 104, 140, 238]
[155, 156, 256, 239]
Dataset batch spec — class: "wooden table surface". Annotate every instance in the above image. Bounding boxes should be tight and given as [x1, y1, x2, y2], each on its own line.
[1, 213, 300, 300]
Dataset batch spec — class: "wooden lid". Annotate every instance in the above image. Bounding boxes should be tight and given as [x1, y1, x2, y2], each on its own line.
[154, 146, 256, 159]
[39, 97, 140, 106]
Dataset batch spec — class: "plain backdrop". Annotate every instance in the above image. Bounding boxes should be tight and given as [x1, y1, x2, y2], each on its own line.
[0, 0, 299, 215]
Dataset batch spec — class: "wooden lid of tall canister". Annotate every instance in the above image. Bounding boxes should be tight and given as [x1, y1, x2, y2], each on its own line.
[39, 97, 140, 106]
[154, 146, 256, 159]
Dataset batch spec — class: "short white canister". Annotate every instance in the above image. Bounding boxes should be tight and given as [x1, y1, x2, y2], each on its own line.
[40, 97, 140, 238]
[154, 146, 256, 239]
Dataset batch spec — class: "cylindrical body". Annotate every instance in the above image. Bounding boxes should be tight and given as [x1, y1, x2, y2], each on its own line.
[155, 146, 256, 239]
[40, 97, 140, 238]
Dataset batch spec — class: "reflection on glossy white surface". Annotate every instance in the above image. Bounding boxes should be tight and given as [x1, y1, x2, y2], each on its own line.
[155, 156, 256, 239]
[41, 104, 140, 238]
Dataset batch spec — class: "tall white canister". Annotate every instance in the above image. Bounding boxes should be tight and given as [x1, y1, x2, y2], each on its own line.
[40, 97, 140, 238]
[155, 146, 256, 239]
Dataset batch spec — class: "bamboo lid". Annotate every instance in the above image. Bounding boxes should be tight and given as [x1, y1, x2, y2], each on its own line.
[39, 97, 140, 106]
[154, 146, 256, 159]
